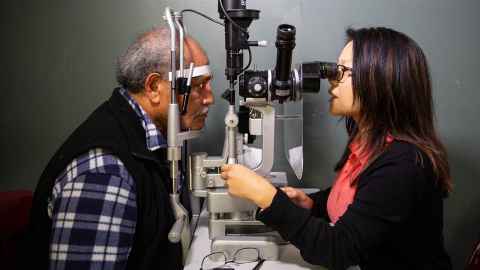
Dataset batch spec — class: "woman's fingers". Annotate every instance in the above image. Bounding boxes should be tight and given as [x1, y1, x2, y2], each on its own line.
[220, 164, 236, 180]
[281, 188, 299, 200]
[280, 187, 313, 209]
[221, 164, 231, 173]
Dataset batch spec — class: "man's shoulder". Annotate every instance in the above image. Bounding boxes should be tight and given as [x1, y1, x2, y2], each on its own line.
[58, 99, 128, 158]
[40, 96, 132, 184]
[72, 100, 122, 140]
[52, 148, 134, 194]
[61, 148, 131, 178]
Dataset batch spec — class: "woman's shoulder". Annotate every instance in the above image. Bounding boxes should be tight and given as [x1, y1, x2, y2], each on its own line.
[362, 140, 435, 185]
[356, 140, 442, 208]
[378, 140, 431, 167]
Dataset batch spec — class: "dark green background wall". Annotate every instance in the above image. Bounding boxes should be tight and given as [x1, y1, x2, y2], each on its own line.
[1, 0, 479, 268]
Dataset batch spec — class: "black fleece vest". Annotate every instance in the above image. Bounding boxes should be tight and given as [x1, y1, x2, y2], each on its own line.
[25, 88, 184, 270]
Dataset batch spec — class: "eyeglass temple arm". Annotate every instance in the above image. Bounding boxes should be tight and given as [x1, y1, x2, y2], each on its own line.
[252, 258, 266, 270]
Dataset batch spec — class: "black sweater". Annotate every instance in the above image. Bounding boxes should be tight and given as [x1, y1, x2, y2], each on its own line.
[257, 141, 452, 270]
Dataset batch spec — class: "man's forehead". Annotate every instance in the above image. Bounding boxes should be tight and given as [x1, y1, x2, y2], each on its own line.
[189, 55, 209, 68]
[182, 51, 209, 67]
[194, 54, 209, 66]
[192, 74, 212, 85]
[184, 37, 209, 66]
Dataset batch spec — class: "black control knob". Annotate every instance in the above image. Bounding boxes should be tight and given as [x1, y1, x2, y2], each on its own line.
[248, 76, 268, 97]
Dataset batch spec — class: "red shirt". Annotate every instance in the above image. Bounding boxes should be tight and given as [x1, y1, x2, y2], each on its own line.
[327, 135, 394, 224]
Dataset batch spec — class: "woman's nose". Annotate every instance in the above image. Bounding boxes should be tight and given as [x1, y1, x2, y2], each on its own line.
[328, 85, 337, 96]
[328, 78, 338, 87]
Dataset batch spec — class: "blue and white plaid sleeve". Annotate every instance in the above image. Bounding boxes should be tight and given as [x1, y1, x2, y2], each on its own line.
[49, 148, 137, 270]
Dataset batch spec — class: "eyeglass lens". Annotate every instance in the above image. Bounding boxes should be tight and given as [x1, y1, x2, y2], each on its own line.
[202, 252, 227, 269]
[233, 248, 260, 264]
[201, 248, 261, 270]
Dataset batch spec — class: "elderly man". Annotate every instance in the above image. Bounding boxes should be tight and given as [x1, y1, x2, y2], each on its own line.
[26, 26, 214, 270]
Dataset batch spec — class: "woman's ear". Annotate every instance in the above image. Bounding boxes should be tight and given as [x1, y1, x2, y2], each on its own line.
[144, 73, 164, 104]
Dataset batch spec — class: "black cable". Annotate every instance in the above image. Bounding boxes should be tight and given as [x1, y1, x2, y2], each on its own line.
[218, 0, 249, 35]
[182, 141, 188, 184]
[181, 5, 252, 77]
[241, 46, 252, 73]
[180, 9, 225, 27]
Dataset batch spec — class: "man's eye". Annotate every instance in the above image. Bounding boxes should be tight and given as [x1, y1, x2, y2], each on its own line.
[193, 83, 204, 89]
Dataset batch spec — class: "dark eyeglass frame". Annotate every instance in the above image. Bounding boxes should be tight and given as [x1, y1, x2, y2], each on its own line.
[200, 247, 264, 270]
[332, 64, 353, 83]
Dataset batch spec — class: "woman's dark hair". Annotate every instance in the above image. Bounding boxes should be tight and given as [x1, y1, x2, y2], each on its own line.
[335, 27, 452, 194]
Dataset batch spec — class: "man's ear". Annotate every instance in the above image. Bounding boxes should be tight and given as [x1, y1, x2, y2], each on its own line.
[144, 73, 165, 104]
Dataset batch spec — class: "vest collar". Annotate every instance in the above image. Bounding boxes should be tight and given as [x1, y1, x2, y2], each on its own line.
[107, 88, 167, 164]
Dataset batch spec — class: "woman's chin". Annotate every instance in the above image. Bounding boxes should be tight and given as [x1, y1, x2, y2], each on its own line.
[329, 107, 341, 116]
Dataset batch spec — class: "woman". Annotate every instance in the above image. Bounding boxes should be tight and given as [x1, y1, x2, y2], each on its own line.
[220, 27, 452, 270]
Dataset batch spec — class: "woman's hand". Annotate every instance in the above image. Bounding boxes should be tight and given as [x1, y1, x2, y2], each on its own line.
[220, 164, 277, 209]
[280, 186, 314, 209]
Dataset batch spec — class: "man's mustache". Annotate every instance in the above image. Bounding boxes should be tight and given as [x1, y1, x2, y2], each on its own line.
[192, 107, 209, 118]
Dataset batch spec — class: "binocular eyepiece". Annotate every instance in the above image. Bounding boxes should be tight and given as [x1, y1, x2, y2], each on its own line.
[217, 0, 338, 103]
[239, 23, 339, 102]
[273, 24, 296, 93]
[299, 61, 339, 93]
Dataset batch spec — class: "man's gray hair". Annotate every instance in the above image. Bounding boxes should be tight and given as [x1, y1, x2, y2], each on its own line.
[116, 26, 172, 93]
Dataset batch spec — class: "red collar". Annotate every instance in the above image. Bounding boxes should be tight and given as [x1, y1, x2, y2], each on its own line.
[348, 134, 395, 166]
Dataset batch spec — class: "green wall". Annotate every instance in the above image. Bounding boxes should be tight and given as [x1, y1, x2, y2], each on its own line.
[1, 0, 479, 268]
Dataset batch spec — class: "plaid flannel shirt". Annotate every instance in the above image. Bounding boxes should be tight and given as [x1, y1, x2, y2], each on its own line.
[48, 88, 167, 270]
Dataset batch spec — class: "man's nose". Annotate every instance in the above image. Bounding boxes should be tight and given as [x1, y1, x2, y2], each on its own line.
[203, 83, 214, 105]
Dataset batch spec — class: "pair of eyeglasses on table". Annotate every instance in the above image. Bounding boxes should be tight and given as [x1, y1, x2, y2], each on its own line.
[200, 247, 266, 270]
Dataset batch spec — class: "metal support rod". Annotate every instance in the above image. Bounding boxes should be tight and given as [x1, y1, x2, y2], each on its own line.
[225, 105, 238, 164]
[229, 81, 235, 105]
[171, 161, 178, 194]
[165, 7, 177, 104]
[174, 13, 185, 77]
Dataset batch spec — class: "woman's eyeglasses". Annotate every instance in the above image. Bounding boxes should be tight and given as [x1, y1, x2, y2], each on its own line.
[200, 247, 265, 270]
[330, 64, 353, 83]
